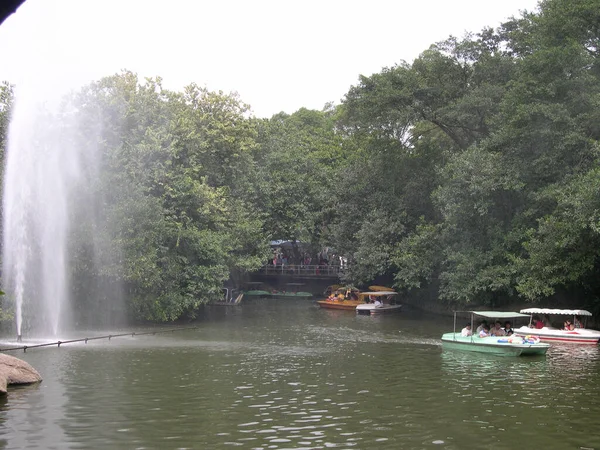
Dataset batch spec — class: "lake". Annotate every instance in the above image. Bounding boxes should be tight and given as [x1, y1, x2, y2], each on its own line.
[1, 299, 599, 449]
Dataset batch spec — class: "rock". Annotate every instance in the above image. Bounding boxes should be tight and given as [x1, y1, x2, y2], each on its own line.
[0, 353, 42, 394]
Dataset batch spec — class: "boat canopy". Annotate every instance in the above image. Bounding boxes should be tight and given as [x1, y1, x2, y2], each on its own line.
[360, 291, 397, 296]
[459, 311, 530, 319]
[520, 308, 592, 316]
[368, 286, 395, 292]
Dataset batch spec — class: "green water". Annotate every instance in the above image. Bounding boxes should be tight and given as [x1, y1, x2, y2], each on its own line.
[2, 299, 599, 449]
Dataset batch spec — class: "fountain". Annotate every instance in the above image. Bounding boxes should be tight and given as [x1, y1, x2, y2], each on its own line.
[2, 83, 112, 339]
[3, 86, 74, 338]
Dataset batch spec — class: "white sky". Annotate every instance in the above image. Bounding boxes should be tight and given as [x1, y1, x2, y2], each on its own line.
[0, 0, 540, 118]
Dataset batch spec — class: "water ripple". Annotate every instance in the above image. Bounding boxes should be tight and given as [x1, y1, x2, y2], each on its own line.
[2, 307, 600, 449]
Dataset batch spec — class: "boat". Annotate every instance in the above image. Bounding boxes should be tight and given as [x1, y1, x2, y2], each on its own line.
[368, 285, 395, 292]
[356, 291, 401, 315]
[514, 308, 600, 344]
[242, 282, 272, 298]
[441, 311, 550, 356]
[317, 287, 362, 311]
[271, 283, 313, 299]
[272, 291, 313, 299]
[243, 289, 271, 297]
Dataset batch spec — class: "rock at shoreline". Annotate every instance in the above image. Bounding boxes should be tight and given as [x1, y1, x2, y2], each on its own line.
[0, 353, 42, 394]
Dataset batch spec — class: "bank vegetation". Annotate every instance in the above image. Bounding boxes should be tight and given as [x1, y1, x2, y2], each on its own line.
[1, 0, 599, 322]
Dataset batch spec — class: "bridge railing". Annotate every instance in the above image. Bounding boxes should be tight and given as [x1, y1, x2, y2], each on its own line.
[257, 264, 343, 277]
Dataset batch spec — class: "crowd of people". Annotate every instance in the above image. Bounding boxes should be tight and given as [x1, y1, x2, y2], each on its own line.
[268, 247, 346, 272]
[461, 315, 585, 337]
[530, 315, 551, 329]
[461, 320, 514, 337]
[530, 315, 583, 330]
[326, 288, 359, 302]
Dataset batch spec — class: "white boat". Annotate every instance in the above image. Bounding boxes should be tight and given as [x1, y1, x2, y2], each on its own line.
[515, 308, 600, 345]
[441, 311, 550, 356]
[355, 291, 402, 315]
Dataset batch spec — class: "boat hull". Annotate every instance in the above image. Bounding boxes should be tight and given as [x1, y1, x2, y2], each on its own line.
[514, 326, 600, 345]
[317, 300, 361, 311]
[441, 333, 549, 356]
[243, 290, 271, 298]
[356, 304, 402, 315]
[272, 292, 313, 299]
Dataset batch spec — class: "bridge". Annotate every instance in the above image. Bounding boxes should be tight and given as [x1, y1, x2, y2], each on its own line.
[245, 265, 344, 296]
[256, 264, 343, 279]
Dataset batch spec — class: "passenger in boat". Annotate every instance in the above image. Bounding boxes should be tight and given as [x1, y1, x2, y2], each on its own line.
[476, 320, 488, 334]
[574, 316, 583, 328]
[461, 324, 472, 336]
[479, 326, 490, 338]
[491, 321, 506, 337]
[373, 298, 382, 307]
[533, 316, 544, 329]
[564, 320, 575, 331]
[542, 315, 551, 327]
[503, 321, 514, 336]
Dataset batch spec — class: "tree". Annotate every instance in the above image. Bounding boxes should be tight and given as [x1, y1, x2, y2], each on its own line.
[339, 0, 600, 309]
[254, 108, 346, 259]
[67, 72, 269, 322]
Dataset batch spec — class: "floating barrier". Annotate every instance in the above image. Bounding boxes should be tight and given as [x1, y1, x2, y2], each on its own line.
[0, 326, 199, 353]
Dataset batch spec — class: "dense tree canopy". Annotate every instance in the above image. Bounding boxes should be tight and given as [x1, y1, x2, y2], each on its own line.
[2, 0, 600, 322]
[336, 0, 600, 312]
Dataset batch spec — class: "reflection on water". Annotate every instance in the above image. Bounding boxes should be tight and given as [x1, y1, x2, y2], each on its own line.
[440, 344, 600, 449]
[0, 301, 599, 449]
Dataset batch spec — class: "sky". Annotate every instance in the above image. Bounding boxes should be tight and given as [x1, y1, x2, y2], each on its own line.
[0, 0, 541, 118]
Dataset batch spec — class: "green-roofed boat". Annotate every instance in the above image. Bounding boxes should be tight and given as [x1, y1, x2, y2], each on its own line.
[271, 283, 313, 299]
[441, 311, 550, 356]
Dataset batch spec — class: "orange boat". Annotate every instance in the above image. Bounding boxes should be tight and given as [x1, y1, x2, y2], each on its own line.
[317, 287, 362, 311]
[317, 299, 363, 310]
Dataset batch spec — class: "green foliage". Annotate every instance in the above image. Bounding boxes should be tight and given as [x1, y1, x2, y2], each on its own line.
[0, 289, 12, 324]
[2, 0, 600, 320]
[337, 0, 600, 309]
[515, 162, 600, 299]
[393, 221, 441, 290]
[0, 81, 13, 216]
[347, 210, 406, 285]
[63, 72, 269, 322]
[0, 81, 13, 159]
[255, 108, 346, 251]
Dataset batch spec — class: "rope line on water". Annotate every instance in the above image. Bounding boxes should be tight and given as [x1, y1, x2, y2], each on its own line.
[0, 326, 200, 353]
